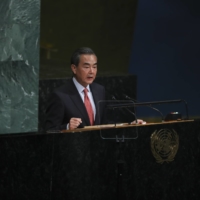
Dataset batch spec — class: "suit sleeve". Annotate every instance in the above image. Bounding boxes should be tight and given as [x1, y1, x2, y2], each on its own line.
[45, 92, 68, 131]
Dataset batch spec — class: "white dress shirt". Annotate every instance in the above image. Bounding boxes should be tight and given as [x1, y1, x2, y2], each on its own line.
[66, 78, 96, 129]
[72, 77, 96, 118]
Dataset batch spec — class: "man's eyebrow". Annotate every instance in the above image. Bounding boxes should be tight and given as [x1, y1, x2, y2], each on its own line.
[83, 62, 98, 65]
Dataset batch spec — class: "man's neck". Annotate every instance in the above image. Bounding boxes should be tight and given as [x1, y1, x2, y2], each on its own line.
[73, 77, 90, 93]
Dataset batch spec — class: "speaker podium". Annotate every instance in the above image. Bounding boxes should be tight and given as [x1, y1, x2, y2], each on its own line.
[0, 120, 200, 200]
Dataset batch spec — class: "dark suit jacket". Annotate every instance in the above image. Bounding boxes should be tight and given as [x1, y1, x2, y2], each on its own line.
[45, 79, 106, 131]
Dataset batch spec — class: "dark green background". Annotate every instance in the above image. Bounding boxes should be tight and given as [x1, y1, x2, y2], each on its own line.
[40, 0, 138, 79]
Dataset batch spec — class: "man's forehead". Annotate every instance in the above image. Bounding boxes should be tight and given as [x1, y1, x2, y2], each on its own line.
[79, 54, 97, 62]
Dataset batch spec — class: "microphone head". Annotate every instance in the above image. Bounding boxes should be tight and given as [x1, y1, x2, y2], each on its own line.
[111, 95, 116, 100]
[123, 94, 131, 100]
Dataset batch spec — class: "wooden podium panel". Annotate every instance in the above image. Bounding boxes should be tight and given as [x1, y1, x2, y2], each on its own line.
[0, 120, 200, 200]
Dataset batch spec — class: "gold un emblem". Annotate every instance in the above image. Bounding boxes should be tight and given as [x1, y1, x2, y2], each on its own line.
[151, 129, 179, 164]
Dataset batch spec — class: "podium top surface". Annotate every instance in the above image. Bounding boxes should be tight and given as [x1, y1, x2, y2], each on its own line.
[46, 119, 194, 134]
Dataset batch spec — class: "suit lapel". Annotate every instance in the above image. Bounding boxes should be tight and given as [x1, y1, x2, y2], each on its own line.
[67, 80, 90, 125]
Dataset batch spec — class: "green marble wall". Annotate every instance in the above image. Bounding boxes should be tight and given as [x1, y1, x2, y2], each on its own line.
[0, 0, 40, 134]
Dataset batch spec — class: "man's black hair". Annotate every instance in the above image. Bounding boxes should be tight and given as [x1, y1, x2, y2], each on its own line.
[70, 47, 96, 66]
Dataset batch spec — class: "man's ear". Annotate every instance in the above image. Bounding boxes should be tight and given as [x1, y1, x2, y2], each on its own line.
[71, 64, 76, 74]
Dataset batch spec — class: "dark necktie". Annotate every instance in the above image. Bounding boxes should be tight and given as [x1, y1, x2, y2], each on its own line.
[83, 88, 94, 125]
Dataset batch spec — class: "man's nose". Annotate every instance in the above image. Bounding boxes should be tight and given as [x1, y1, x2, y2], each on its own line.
[89, 67, 94, 73]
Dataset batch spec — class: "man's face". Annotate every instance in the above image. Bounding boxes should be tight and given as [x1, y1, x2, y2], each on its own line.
[71, 54, 97, 87]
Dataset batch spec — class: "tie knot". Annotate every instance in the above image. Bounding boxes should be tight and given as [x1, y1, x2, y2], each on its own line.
[83, 88, 88, 94]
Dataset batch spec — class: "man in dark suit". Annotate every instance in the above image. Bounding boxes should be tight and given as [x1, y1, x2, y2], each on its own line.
[45, 47, 106, 131]
[45, 47, 145, 131]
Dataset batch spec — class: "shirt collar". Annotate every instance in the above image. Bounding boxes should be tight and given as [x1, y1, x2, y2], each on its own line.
[73, 77, 91, 93]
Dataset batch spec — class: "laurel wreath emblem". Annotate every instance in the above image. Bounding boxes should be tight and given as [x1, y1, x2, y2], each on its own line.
[150, 129, 179, 164]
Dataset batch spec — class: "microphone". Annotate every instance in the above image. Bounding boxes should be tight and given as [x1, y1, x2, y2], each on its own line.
[111, 95, 116, 100]
[123, 94, 164, 121]
[110, 95, 137, 123]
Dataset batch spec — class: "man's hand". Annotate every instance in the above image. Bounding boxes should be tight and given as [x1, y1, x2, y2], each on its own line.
[131, 119, 146, 125]
[69, 118, 82, 130]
